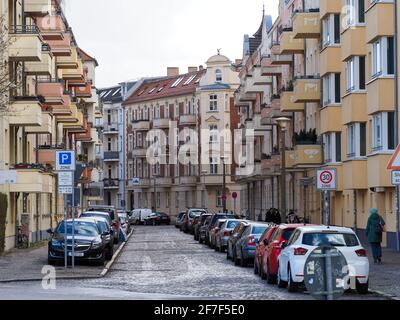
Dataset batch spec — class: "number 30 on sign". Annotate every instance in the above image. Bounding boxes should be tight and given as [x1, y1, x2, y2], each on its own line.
[316, 169, 337, 191]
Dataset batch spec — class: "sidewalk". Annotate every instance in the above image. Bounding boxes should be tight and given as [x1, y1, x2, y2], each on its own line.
[367, 247, 400, 299]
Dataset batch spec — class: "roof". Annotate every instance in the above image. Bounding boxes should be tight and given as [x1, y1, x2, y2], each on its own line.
[78, 48, 99, 67]
[123, 69, 206, 105]
[199, 83, 231, 91]
[206, 54, 231, 64]
[295, 226, 356, 233]
[244, 14, 272, 57]
[98, 86, 125, 103]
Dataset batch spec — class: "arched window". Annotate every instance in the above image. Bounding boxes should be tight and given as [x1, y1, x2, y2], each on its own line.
[215, 69, 222, 82]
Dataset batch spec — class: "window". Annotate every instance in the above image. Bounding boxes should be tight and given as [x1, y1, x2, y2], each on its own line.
[322, 73, 341, 106]
[372, 37, 395, 78]
[156, 192, 161, 208]
[347, 123, 366, 159]
[215, 69, 222, 82]
[155, 105, 160, 118]
[185, 191, 189, 208]
[171, 77, 184, 88]
[210, 157, 218, 175]
[324, 133, 342, 164]
[210, 95, 218, 111]
[184, 75, 196, 86]
[128, 134, 133, 152]
[216, 190, 223, 207]
[166, 193, 170, 208]
[322, 14, 340, 47]
[346, 56, 365, 93]
[175, 192, 179, 208]
[345, 0, 365, 27]
[209, 124, 218, 144]
[372, 112, 395, 152]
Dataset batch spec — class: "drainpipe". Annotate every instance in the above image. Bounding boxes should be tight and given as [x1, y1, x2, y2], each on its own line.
[394, 0, 400, 252]
[353, 190, 357, 234]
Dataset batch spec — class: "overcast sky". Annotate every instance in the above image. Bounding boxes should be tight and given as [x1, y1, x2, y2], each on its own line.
[64, 0, 279, 88]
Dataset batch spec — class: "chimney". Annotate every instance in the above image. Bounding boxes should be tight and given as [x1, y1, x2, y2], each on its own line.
[188, 66, 198, 73]
[167, 67, 179, 77]
[199, 65, 204, 71]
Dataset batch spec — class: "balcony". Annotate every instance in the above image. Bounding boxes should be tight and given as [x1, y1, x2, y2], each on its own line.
[24, 0, 52, 16]
[8, 98, 42, 126]
[36, 14, 65, 40]
[279, 31, 304, 55]
[366, 1, 394, 44]
[104, 151, 120, 162]
[320, 0, 342, 18]
[153, 118, 170, 129]
[51, 95, 72, 116]
[103, 123, 119, 134]
[341, 27, 366, 62]
[25, 46, 53, 75]
[343, 160, 368, 190]
[179, 114, 197, 126]
[320, 106, 342, 134]
[156, 177, 173, 187]
[75, 119, 92, 142]
[252, 66, 273, 85]
[132, 120, 150, 131]
[320, 46, 341, 76]
[25, 112, 52, 134]
[342, 92, 368, 125]
[57, 47, 79, 69]
[9, 168, 49, 193]
[368, 154, 392, 188]
[261, 155, 281, 176]
[74, 82, 92, 98]
[261, 100, 292, 125]
[132, 148, 148, 158]
[128, 178, 151, 188]
[37, 147, 61, 168]
[47, 33, 72, 56]
[236, 86, 257, 104]
[37, 79, 65, 105]
[292, 10, 320, 39]
[61, 59, 84, 81]
[84, 185, 103, 200]
[293, 77, 320, 103]
[9, 26, 42, 61]
[366, 77, 395, 115]
[246, 114, 269, 137]
[280, 91, 304, 112]
[292, 145, 322, 167]
[103, 179, 119, 189]
[270, 43, 293, 65]
[261, 56, 282, 75]
[179, 176, 197, 185]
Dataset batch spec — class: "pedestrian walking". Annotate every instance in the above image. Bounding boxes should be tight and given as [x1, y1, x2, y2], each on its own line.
[366, 208, 386, 264]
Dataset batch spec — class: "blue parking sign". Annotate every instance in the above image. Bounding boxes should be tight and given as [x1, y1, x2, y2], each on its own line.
[56, 151, 76, 171]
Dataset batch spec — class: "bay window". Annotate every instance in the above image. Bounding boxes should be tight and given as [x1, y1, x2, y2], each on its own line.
[346, 56, 366, 93]
[372, 37, 395, 78]
[324, 132, 342, 164]
[372, 112, 395, 152]
[322, 73, 341, 106]
[346, 0, 365, 27]
[322, 14, 340, 47]
[347, 123, 366, 159]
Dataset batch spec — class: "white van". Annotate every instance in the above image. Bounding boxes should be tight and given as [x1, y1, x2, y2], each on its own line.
[131, 209, 153, 225]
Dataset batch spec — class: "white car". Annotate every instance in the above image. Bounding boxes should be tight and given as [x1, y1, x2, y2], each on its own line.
[277, 226, 369, 294]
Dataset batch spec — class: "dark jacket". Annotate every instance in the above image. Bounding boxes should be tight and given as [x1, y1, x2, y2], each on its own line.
[366, 212, 385, 244]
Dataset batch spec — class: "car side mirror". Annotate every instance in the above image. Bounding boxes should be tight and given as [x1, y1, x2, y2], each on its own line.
[46, 228, 54, 235]
[102, 231, 109, 237]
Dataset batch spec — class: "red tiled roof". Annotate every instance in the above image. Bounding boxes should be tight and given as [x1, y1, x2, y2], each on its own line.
[123, 69, 206, 105]
[78, 48, 99, 67]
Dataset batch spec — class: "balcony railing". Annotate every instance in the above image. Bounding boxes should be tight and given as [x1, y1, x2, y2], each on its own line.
[103, 179, 119, 188]
[104, 151, 119, 160]
[9, 25, 40, 34]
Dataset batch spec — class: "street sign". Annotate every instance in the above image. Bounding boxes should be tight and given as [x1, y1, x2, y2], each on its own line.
[316, 169, 337, 191]
[131, 178, 140, 186]
[232, 192, 238, 199]
[392, 171, 400, 185]
[387, 144, 400, 170]
[0, 170, 17, 184]
[58, 172, 73, 187]
[58, 186, 73, 194]
[56, 151, 76, 171]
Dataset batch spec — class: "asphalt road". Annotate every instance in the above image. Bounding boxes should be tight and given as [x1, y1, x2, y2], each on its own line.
[0, 226, 389, 300]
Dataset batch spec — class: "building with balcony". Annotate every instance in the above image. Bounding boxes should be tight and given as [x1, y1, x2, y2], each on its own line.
[0, 0, 102, 252]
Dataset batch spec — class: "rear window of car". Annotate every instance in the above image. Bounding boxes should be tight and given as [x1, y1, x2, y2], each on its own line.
[281, 228, 295, 241]
[302, 232, 360, 247]
[227, 220, 239, 229]
[81, 213, 112, 224]
[252, 225, 268, 235]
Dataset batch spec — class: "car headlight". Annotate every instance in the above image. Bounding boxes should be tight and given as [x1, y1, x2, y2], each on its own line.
[92, 240, 103, 249]
[51, 239, 62, 247]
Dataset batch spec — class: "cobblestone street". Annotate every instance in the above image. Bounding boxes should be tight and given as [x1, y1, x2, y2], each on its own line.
[0, 226, 389, 300]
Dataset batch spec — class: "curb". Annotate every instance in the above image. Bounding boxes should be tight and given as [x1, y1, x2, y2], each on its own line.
[370, 289, 400, 300]
[0, 229, 134, 284]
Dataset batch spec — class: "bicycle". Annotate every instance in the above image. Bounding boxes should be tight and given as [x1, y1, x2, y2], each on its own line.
[17, 226, 29, 249]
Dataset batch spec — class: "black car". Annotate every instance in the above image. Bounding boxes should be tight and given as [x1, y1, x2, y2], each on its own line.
[83, 216, 114, 260]
[226, 221, 250, 261]
[81, 211, 119, 244]
[47, 219, 109, 266]
[144, 212, 171, 225]
[194, 214, 212, 241]
[206, 213, 236, 246]
[199, 216, 212, 244]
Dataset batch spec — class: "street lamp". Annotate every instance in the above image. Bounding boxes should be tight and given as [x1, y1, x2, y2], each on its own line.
[220, 156, 228, 213]
[275, 117, 291, 224]
[153, 173, 160, 212]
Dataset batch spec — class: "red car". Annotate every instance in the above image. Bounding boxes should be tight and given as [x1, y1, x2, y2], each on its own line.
[260, 224, 308, 284]
[254, 225, 277, 276]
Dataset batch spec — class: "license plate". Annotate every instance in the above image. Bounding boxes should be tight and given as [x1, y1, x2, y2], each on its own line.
[68, 252, 84, 257]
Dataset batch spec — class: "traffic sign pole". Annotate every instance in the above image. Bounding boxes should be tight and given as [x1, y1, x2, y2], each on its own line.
[72, 180, 75, 272]
[64, 195, 67, 272]
[325, 191, 331, 227]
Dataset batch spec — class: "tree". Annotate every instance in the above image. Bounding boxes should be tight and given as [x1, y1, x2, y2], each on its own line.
[0, 193, 8, 254]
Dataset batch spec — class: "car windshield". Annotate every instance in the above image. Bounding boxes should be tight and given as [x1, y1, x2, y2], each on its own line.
[302, 232, 359, 247]
[81, 213, 111, 224]
[227, 220, 239, 229]
[190, 210, 205, 218]
[282, 229, 295, 241]
[57, 221, 99, 237]
[97, 221, 109, 234]
[252, 225, 268, 235]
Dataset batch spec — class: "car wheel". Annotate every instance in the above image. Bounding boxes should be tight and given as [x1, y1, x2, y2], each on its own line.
[260, 261, 267, 280]
[287, 266, 298, 293]
[199, 237, 203, 244]
[266, 260, 276, 285]
[233, 250, 239, 266]
[226, 247, 231, 260]
[48, 257, 56, 266]
[106, 245, 114, 261]
[356, 281, 369, 295]
[95, 251, 106, 266]
[240, 250, 247, 267]
[254, 259, 259, 275]
[277, 264, 288, 289]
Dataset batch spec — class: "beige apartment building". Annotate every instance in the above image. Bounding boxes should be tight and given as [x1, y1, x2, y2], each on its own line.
[123, 55, 243, 218]
[0, 0, 102, 252]
[236, 0, 399, 249]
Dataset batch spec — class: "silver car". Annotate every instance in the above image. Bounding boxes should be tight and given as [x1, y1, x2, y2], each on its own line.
[215, 219, 245, 253]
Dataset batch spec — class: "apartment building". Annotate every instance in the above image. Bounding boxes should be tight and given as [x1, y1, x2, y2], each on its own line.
[0, 0, 101, 252]
[123, 55, 242, 218]
[98, 81, 137, 209]
[236, 0, 399, 249]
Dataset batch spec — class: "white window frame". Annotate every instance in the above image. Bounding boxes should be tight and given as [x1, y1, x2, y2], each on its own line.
[372, 112, 395, 152]
[215, 69, 222, 82]
[209, 124, 218, 144]
[209, 95, 218, 112]
[372, 37, 394, 79]
[210, 157, 218, 175]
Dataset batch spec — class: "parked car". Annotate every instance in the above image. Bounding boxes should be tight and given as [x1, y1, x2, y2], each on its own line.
[119, 214, 132, 235]
[184, 208, 208, 234]
[199, 215, 212, 244]
[226, 221, 250, 261]
[215, 219, 243, 253]
[87, 205, 119, 230]
[118, 210, 134, 226]
[210, 219, 227, 249]
[194, 214, 212, 241]
[234, 223, 269, 267]
[175, 212, 186, 229]
[277, 226, 370, 294]
[144, 212, 171, 225]
[179, 213, 188, 232]
[131, 208, 153, 225]
[81, 211, 120, 244]
[206, 213, 235, 246]
[254, 225, 277, 276]
[47, 218, 109, 266]
[260, 224, 306, 284]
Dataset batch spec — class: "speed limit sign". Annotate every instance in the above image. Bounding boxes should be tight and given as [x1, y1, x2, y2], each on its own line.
[316, 169, 337, 191]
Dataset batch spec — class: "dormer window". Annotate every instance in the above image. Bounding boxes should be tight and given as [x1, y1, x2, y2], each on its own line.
[215, 69, 222, 82]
